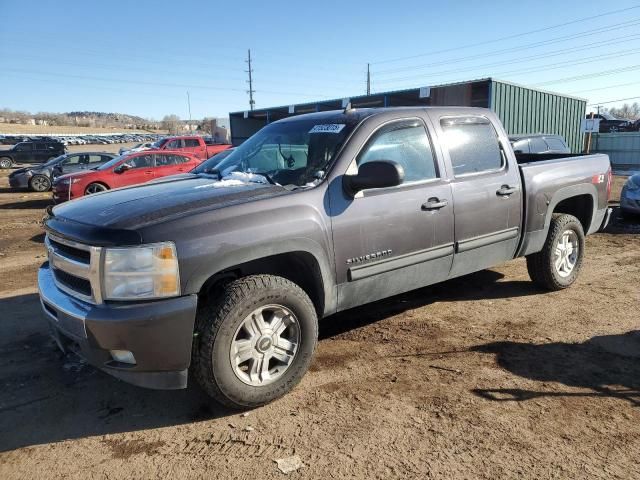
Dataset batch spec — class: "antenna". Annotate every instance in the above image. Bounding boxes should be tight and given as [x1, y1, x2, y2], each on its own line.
[246, 49, 255, 111]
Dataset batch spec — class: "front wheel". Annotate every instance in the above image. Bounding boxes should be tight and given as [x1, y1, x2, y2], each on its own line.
[0, 157, 12, 169]
[29, 174, 52, 192]
[85, 182, 108, 195]
[526, 213, 585, 290]
[192, 275, 318, 409]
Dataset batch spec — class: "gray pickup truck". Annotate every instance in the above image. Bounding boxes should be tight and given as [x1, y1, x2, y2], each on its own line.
[38, 107, 612, 408]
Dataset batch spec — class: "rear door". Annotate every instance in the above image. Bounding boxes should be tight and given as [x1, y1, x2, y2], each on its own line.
[153, 153, 192, 178]
[330, 116, 455, 310]
[431, 114, 522, 278]
[13, 143, 33, 163]
[183, 138, 204, 158]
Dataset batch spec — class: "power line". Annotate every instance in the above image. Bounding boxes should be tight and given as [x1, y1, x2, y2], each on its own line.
[374, 35, 640, 85]
[374, 18, 640, 76]
[587, 96, 640, 106]
[570, 81, 640, 94]
[371, 5, 640, 65]
[534, 64, 640, 86]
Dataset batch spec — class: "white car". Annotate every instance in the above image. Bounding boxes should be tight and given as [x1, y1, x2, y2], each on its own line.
[118, 142, 154, 155]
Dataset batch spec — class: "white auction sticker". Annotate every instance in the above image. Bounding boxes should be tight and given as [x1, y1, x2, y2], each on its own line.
[309, 124, 346, 134]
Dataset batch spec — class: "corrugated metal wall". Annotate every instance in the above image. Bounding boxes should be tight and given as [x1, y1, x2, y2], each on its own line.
[591, 133, 640, 173]
[489, 80, 586, 153]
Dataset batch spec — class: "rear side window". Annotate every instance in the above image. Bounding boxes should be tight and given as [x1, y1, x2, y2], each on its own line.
[529, 137, 548, 153]
[35, 143, 47, 150]
[166, 139, 183, 149]
[184, 139, 200, 147]
[440, 117, 502, 176]
[88, 155, 105, 163]
[544, 137, 567, 151]
[64, 155, 80, 164]
[358, 119, 438, 182]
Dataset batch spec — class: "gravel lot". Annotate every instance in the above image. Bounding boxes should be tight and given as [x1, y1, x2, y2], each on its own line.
[0, 168, 638, 479]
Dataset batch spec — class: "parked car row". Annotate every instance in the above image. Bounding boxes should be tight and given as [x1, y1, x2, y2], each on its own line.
[0, 133, 162, 147]
[8, 152, 117, 191]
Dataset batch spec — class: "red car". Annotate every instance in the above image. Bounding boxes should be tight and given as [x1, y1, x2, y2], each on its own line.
[52, 150, 199, 202]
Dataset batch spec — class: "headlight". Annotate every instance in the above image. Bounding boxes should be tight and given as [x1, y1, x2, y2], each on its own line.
[25, 170, 34, 177]
[103, 242, 180, 300]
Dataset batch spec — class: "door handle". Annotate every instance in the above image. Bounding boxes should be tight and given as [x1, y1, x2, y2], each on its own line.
[496, 185, 517, 196]
[144, 170, 153, 175]
[422, 197, 448, 211]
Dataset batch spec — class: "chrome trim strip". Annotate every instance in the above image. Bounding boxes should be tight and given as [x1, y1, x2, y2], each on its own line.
[348, 243, 455, 282]
[38, 264, 89, 338]
[45, 233, 103, 305]
[50, 250, 89, 278]
[456, 227, 519, 253]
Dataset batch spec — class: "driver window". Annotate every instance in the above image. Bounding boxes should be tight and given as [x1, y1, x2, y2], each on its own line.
[357, 120, 438, 182]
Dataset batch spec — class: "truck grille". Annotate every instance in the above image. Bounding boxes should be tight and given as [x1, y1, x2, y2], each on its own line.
[45, 234, 103, 304]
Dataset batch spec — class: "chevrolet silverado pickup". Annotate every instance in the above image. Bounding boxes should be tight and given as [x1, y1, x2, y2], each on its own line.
[38, 107, 612, 408]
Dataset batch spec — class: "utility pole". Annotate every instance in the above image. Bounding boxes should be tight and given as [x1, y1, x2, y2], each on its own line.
[186, 91, 192, 133]
[246, 49, 255, 111]
[366, 63, 371, 96]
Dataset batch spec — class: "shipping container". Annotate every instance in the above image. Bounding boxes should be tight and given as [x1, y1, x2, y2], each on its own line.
[229, 78, 587, 152]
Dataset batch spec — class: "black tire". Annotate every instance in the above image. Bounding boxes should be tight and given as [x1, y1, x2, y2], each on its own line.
[526, 213, 585, 290]
[85, 182, 108, 195]
[0, 157, 12, 169]
[192, 274, 318, 409]
[29, 174, 52, 192]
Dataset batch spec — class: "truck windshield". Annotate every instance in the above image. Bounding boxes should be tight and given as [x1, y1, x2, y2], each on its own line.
[209, 119, 354, 187]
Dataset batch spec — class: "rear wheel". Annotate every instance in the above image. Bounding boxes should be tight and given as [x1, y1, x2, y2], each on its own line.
[0, 157, 12, 169]
[526, 213, 585, 290]
[193, 275, 318, 409]
[29, 175, 52, 192]
[85, 182, 108, 195]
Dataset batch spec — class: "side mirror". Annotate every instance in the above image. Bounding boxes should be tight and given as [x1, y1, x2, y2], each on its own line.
[114, 164, 130, 174]
[343, 160, 404, 196]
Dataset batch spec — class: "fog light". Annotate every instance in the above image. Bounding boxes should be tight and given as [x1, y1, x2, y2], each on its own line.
[110, 349, 136, 365]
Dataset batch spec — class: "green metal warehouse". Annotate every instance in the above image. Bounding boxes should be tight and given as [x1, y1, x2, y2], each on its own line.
[228, 78, 587, 152]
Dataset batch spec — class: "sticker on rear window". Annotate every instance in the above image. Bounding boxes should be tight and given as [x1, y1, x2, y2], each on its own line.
[309, 124, 346, 134]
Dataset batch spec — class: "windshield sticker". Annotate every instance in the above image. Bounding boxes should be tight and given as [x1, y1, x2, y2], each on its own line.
[309, 124, 346, 134]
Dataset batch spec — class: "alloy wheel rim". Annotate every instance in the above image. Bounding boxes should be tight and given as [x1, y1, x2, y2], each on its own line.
[555, 229, 579, 278]
[32, 177, 49, 191]
[86, 184, 106, 194]
[229, 304, 300, 386]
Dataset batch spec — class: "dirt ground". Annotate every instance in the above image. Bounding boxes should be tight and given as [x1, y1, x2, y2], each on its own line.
[0, 170, 638, 479]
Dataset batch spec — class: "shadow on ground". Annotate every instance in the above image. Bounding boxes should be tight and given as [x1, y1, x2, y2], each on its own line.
[471, 331, 640, 406]
[0, 198, 52, 210]
[319, 269, 541, 340]
[0, 294, 233, 452]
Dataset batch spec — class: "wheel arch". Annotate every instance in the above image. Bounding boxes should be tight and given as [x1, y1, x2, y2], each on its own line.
[547, 186, 596, 234]
[189, 244, 335, 317]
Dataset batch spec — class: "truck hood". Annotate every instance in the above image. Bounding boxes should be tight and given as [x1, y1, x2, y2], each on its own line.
[51, 173, 290, 230]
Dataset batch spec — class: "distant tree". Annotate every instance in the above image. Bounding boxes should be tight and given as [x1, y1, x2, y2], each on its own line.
[607, 103, 640, 120]
[161, 114, 181, 134]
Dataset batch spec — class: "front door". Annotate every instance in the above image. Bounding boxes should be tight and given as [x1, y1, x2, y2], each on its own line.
[329, 117, 454, 311]
[111, 153, 155, 188]
[432, 114, 522, 278]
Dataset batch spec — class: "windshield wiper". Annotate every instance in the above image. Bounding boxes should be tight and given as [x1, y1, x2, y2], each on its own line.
[251, 171, 278, 185]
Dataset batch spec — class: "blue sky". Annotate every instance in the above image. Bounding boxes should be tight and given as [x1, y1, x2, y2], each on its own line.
[1, 0, 640, 120]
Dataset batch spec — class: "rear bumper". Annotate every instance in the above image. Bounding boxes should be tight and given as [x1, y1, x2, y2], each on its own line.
[38, 263, 198, 389]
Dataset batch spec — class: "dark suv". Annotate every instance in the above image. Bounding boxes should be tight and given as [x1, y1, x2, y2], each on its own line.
[0, 141, 66, 168]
